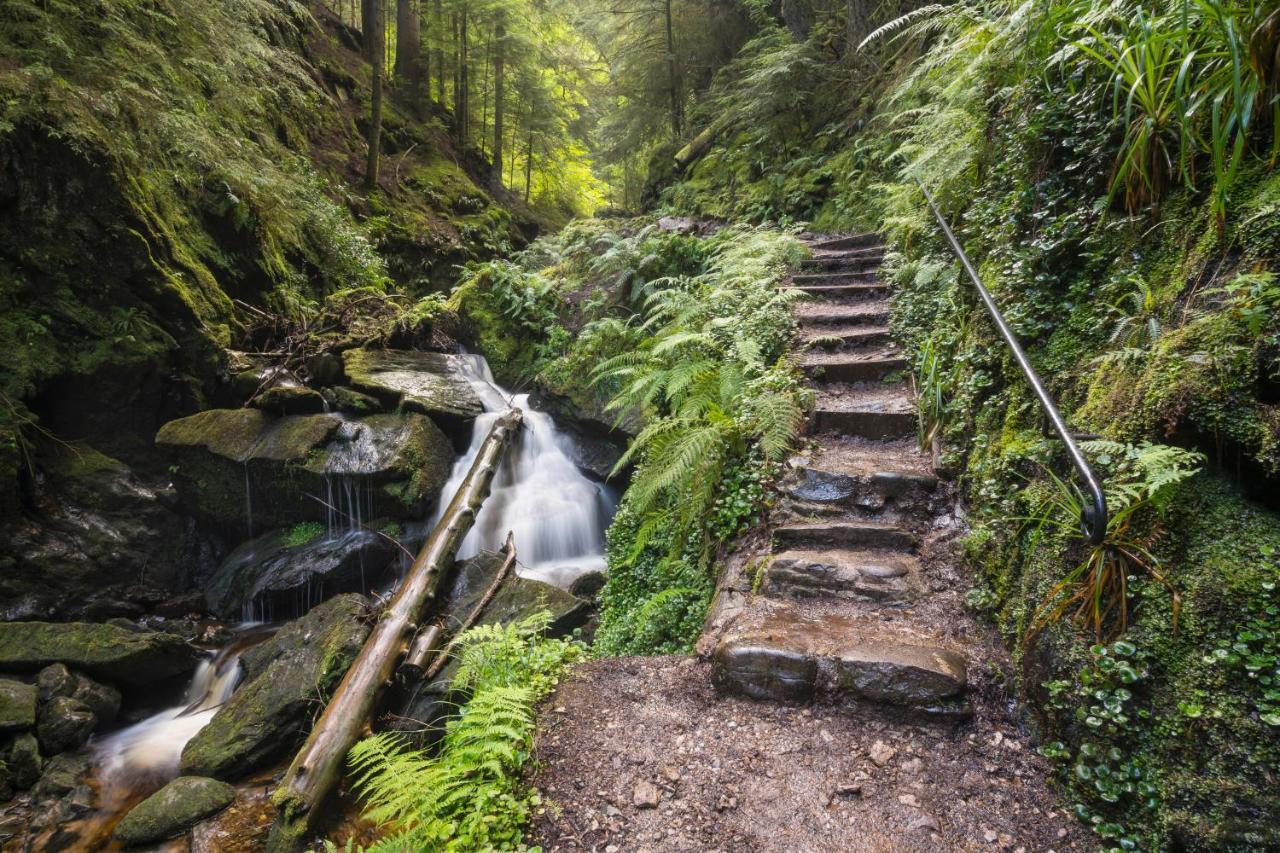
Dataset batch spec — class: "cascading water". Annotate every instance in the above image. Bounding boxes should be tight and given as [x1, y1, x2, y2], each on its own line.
[93, 627, 272, 794]
[431, 355, 618, 588]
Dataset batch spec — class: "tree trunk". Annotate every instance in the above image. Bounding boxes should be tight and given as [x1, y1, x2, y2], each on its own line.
[492, 13, 505, 183]
[422, 531, 516, 681]
[395, 0, 420, 91]
[266, 409, 522, 852]
[458, 7, 469, 145]
[664, 0, 681, 139]
[524, 130, 534, 202]
[361, 0, 376, 60]
[433, 0, 445, 105]
[673, 110, 736, 170]
[365, 0, 384, 193]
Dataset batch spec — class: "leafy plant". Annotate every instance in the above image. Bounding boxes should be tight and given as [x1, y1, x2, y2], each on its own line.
[1026, 441, 1203, 641]
[344, 613, 581, 852]
[1204, 571, 1280, 726]
[285, 521, 323, 547]
[913, 334, 946, 452]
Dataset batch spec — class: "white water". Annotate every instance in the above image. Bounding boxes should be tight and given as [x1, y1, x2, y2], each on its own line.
[432, 355, 617, 588]
[94, 628, 270, 793]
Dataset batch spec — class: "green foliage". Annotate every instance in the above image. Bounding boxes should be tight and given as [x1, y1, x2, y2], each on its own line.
[1204, 573, 1280, 726]
[343, 613, 582, 852]
[285, 521, 324, 548]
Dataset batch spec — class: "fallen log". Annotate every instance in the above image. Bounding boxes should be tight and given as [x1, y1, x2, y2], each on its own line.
[266, 408, 523, 852]
[422, 530, 517, 682]
[673, 110, 736, 171]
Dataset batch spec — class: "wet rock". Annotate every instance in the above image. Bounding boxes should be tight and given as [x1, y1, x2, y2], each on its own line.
[569, 570, 607, 600]
[323, 385, 383, 414]
[342, 349, 483, 424]
[251, 384, 328, 415]
[205, 527, 397, 620]
[114, 776, 235, 846]
[71, 674, 121, 726]
[37, 697, 96, 754]
[0, 623, 198, 685]
[305, 352, 346, 387]
[835, 642, 967, 705]
[0, 445, 197, 620]
[0, 680, 37, 731]
[712, 641, 817, 701]
[35, 663, 79, 701]
[156, 408, 452, 534]
[155, 592, 207, 618]
[34, 752, 89, 799]
[788, 468, 858, 503]
[155, 409, 341, 532]
[180, 594, 370, 780]
[9, 731, 42, 788]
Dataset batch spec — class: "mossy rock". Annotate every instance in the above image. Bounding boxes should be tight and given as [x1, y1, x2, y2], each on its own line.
[0, 680, 36, 732]
[342, 349, 483, 425]
[251, 385, 328, 415]
[113, 776, 235, 846]
[205, 527, 397, 620]
[179, 594, 370, 780]
[0, 623, 197, 684]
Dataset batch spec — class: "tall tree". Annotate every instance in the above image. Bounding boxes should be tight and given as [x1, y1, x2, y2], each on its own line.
[664, 0, 680, 138]
[366, 0, 384, 191]
[492, 11, 505, 182]
[433, 0, 445, 104]
[395, 0, 421, 93]
[361, 0, 377, 60]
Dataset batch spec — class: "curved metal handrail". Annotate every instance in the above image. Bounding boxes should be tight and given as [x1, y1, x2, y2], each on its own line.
[916, 181, 1108, 546]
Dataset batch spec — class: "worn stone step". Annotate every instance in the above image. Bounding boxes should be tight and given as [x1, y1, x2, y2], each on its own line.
[712, 611, 968, 709]
[801, 325, 893, 351]
[802, 353, 906, 382]
[809, 233, 881, 252]
[793, 271, 880, 287]
[810, 408, 915, 439]
[794, 302, 891, 327]
[795, 284, 889, 302]
[784, 461, 938, 509]
[772, 520, 916, 552]
[800, 249, 885, 271]
[765, 549, 919, 601]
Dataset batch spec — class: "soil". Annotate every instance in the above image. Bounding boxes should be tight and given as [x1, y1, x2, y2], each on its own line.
[527, 655, 1094, 852]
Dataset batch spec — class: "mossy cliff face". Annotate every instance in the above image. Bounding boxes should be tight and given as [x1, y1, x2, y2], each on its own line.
[0, 0, 532, 566]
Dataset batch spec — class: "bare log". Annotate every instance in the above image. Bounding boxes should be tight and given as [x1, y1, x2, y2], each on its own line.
[398, 624, 444, 680]
[267, 409, 523, 852]
[421, 530, 517, 682]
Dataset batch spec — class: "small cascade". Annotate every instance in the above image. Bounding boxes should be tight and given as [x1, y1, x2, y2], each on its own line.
[93, 627, 273, 795]
[431, 355, 618, 588]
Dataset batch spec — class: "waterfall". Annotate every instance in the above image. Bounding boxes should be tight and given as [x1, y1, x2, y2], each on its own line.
[94, 627, 273, 792]
[431, 355, 618, 589]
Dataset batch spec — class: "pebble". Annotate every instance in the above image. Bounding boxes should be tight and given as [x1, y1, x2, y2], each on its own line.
[633, 780, 661, 809]
[869, 740, 897, 767]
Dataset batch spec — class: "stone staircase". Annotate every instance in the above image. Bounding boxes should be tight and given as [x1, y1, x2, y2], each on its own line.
[710, 233, 972, 719]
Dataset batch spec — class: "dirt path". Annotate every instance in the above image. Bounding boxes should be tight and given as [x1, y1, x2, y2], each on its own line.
[527, 234, 1093, 852]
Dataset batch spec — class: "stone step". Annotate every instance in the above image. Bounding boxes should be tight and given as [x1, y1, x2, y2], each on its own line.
[765, 549, 919, 601]
[808, 234, 881, 252]
[809, 383, 915, 439]
[712, 611, 968, 710]
[784, 462, 938, 509]
[802, 352, 906, 383]
[772, 520, 916, 552]
[801, 325, 893, 351]
[795, 303, 891, 327]
[800, 249, 885, 271]
[793, 271, 880, 287]
[795, 284, 889, 301]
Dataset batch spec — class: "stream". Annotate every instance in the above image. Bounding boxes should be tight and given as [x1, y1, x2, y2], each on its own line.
[51, 352, 616, 848]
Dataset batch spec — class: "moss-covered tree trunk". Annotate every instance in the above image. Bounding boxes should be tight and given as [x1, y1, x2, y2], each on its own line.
[366, 0, 384, 192]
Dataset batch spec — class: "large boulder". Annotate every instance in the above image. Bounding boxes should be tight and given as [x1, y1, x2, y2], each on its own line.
[342, 349, 483, 425]
[114, 776, 235, 846]
[180, 594, 370, 780]
[0, 680, 36, 731]
[0, 445, 201, 620]
[156, 409, 453, 536]
[205, 527, 398, 620]
[0, 623, 198, 684]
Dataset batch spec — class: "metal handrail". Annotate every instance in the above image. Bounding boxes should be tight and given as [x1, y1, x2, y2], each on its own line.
[916, 181, 1108, 546]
